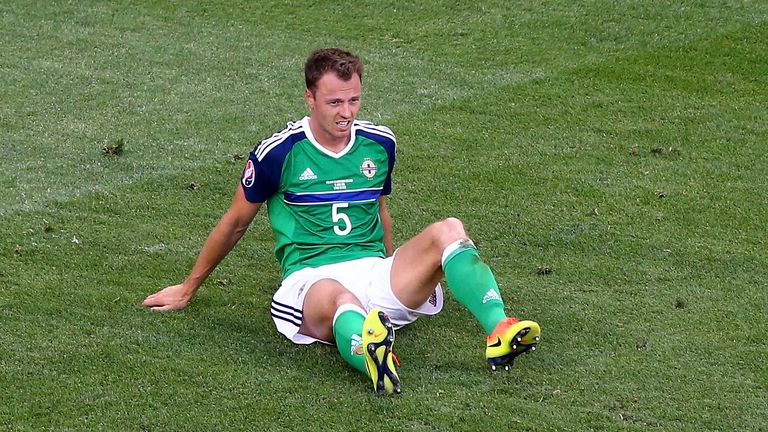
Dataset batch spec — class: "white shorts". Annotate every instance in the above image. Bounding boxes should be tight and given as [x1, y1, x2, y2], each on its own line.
[270, 254, 444, 344]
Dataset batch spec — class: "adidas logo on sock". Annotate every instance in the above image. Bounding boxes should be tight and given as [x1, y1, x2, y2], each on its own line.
[482, 289, 502, 304]
[299, 167, 317, 180]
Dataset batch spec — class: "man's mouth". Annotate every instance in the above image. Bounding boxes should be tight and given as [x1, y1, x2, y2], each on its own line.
[336, 120, 350, 127]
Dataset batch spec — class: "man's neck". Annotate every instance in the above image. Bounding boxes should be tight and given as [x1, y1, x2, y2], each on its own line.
[308, 118, 350, 153]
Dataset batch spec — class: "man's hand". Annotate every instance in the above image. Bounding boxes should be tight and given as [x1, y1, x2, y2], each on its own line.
[142, 186, 261, 313]
[142, 284, 194, 312]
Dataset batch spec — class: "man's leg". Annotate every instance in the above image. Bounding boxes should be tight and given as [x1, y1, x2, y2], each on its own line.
[442, 238, 507, 334]
[300, 279, 400, 393]
[331, 304, 367, 374]
[299, 279, 363, 341]
[300, 279, 366, 372]
[390, 217, 505, 333]
[391, 217, 540, 369]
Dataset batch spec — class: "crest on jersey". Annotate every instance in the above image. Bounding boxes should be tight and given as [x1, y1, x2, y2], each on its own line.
[360, 158, 377, 179]
[242, 160, 255, 187]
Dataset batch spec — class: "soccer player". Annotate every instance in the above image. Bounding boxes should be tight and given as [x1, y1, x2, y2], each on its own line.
[142, 48, 541, 394]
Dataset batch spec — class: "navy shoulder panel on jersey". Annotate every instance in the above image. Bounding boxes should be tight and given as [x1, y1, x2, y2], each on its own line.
[355, 120, 396, 154]
[354, 120, 397, 195]
[241, 121, 306, 203]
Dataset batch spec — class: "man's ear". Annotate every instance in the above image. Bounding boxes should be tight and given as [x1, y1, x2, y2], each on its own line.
[305, 88, 314, 110]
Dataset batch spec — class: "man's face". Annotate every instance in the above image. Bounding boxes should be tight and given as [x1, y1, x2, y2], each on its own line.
[305, 72, 362, 148]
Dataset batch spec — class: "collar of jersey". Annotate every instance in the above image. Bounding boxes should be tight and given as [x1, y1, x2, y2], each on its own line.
[302, 116, 355, 159]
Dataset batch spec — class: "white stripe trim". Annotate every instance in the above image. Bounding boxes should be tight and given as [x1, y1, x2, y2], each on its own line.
[441, 239, 476, 267]
[332, 304, 366, 326]
[287, 187, 383, 196]
[253, 118, 396, 162]
[354, 121, 396, 142]
[304, 117, 355, 159]
[255, 120, 305, 161]
[271, 303, 303, 323]
[284, 198, 378, 206]
[259, 120, 303, 149]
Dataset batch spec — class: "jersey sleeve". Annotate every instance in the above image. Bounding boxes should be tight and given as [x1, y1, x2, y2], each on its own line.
[240, 149, 282, 203]
[241, 121, 306, 203]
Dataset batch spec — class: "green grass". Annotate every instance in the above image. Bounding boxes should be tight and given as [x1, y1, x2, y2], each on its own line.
[2, 1, 767, 431]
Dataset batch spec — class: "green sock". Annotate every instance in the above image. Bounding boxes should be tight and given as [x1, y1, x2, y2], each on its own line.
[443, 241, 507, 335]
[332, 305, 367, 375]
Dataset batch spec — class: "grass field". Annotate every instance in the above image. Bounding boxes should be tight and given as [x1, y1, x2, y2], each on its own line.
[1, 1, 767, 431]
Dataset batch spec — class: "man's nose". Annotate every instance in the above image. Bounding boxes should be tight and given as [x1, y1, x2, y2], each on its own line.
[339, 102, 352, 117]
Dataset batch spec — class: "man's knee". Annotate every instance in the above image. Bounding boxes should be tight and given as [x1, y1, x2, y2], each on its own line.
[308, 279, 361, 309]
[433, 217, 469, 245]
[300, 279, 362, 341]
[334, 290, 362, 309]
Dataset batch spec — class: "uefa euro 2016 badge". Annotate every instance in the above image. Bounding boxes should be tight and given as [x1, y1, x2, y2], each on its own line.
[360, 158, 377, 179]
[242, 160, 256, 187]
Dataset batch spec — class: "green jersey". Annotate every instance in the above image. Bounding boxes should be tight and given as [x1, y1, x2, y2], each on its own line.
[241, 117, 396, 278]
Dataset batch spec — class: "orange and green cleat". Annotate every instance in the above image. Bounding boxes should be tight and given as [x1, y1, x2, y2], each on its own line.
[486, 317, 541, 371]
[363, 308, 401, 394]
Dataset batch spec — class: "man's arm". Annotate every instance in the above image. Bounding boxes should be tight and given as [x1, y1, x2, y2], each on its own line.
[378, 196, 394, 257]
[143, 184, 262, 311]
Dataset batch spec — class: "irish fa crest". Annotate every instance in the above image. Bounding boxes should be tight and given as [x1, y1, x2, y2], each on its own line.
[360, 158, 377, 179]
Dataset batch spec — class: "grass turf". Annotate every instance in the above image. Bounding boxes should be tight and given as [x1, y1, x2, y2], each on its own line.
[1, 1, 766, 431]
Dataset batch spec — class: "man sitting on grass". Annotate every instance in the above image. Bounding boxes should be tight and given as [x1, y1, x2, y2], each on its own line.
[143, 47, 540, 394]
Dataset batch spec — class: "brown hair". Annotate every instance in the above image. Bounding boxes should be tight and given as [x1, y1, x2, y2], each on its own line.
[304, 48, 364, 93]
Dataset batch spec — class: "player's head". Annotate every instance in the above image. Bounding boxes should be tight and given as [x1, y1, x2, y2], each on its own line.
[304, 48, 364, 95]
[304, 48, 364, 147]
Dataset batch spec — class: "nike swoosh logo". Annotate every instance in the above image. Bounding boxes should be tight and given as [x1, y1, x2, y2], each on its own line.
[488, 336, 502, 348]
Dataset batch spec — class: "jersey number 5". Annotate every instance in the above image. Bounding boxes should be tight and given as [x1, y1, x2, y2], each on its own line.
[332, 202, 352, 236]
